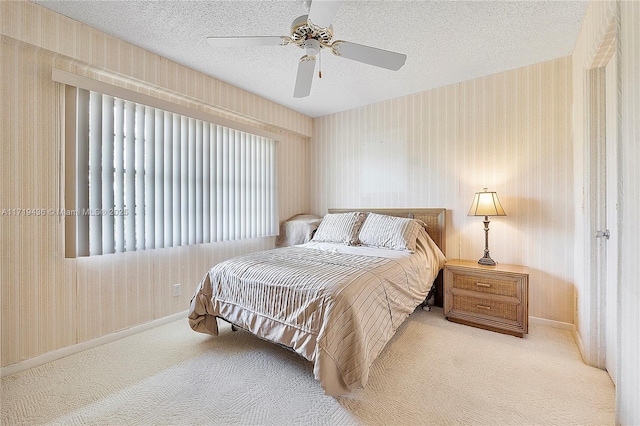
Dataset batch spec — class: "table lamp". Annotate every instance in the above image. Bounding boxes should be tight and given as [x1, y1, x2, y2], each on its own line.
[468, 188, 506, 266]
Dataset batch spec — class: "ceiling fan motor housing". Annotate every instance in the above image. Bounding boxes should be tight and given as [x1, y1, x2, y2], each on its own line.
[290, 14, 333, 49]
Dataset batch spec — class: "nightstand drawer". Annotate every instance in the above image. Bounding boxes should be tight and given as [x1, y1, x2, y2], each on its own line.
[450, 273, 518, 297]
[450, 293, 519, 322]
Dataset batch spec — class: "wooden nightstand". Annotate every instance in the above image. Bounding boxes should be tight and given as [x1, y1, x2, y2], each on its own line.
[443, 260, 529, 337]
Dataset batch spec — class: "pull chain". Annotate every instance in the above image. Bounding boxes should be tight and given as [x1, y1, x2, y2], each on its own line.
[318, 50, 322, 79]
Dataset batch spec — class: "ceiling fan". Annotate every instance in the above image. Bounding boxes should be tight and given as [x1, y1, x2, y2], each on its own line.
[206, 0, 407, 98]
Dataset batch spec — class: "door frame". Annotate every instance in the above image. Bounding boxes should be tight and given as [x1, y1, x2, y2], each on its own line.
[580, 9, 619, 373]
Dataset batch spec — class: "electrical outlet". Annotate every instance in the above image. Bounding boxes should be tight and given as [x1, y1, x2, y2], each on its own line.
[172, 283, 182, 297]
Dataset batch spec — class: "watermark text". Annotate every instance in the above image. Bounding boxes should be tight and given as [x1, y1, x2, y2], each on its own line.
[1, 208, 130, 217]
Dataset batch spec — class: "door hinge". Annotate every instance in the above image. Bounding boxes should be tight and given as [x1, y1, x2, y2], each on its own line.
[595, 229, 610, 239]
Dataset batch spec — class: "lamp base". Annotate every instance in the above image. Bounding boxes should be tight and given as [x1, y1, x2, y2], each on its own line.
[478, 216, 497, 266]
[478, 256, 497, 266]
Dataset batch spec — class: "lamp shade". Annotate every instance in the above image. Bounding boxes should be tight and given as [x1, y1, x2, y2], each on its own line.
[468, 188, 506, 217]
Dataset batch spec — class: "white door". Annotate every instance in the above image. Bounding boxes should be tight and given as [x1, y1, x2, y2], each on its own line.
[604, 51, 618, 385]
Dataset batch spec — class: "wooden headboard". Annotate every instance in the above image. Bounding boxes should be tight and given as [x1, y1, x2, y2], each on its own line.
[328, 208, 446, 254]
[328, 208, 447, 307]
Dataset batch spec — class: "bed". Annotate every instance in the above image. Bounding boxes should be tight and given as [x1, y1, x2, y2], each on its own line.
[188, 208, 447, 395]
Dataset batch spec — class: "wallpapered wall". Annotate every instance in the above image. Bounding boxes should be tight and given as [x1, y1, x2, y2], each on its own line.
[310, 56, 574, 324]
[0, 1, 312, 367]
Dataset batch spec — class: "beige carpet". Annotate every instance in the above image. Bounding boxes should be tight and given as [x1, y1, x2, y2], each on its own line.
[1, 308, 614, 425]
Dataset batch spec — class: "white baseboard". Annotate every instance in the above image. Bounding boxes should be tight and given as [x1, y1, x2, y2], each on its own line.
[572, 325, 586, 361]
[529, 316, 585, 359]
[529, 315, 575, 331]
[1, 313, 581, 379]
[1, 310, 188, 378]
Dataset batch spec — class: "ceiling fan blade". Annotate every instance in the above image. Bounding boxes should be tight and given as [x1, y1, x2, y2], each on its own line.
[307, 0, 342, 28]
[331, 41, 407, 71]
[293, 56, 316, 98]
[206, 36, 289, 48]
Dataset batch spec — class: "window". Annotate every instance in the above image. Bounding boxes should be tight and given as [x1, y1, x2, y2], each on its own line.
[63, 83, 277, 257]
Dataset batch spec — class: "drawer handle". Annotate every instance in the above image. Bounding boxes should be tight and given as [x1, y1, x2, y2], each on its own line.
[476, 282, 492, 288]
[476, 304, 491, 310]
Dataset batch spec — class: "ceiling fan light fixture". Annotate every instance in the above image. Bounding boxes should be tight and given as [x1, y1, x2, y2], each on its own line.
[303, 38, 320, 56]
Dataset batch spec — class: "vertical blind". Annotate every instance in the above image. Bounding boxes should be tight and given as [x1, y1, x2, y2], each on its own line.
[71, 88, 277, 256]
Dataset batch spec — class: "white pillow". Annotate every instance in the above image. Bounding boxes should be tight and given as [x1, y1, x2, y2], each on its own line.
[311, 212, 367, 245]
[358, 213, 424, 251]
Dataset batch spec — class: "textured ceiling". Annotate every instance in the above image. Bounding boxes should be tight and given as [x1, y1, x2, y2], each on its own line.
[33, 0, 588, 118]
